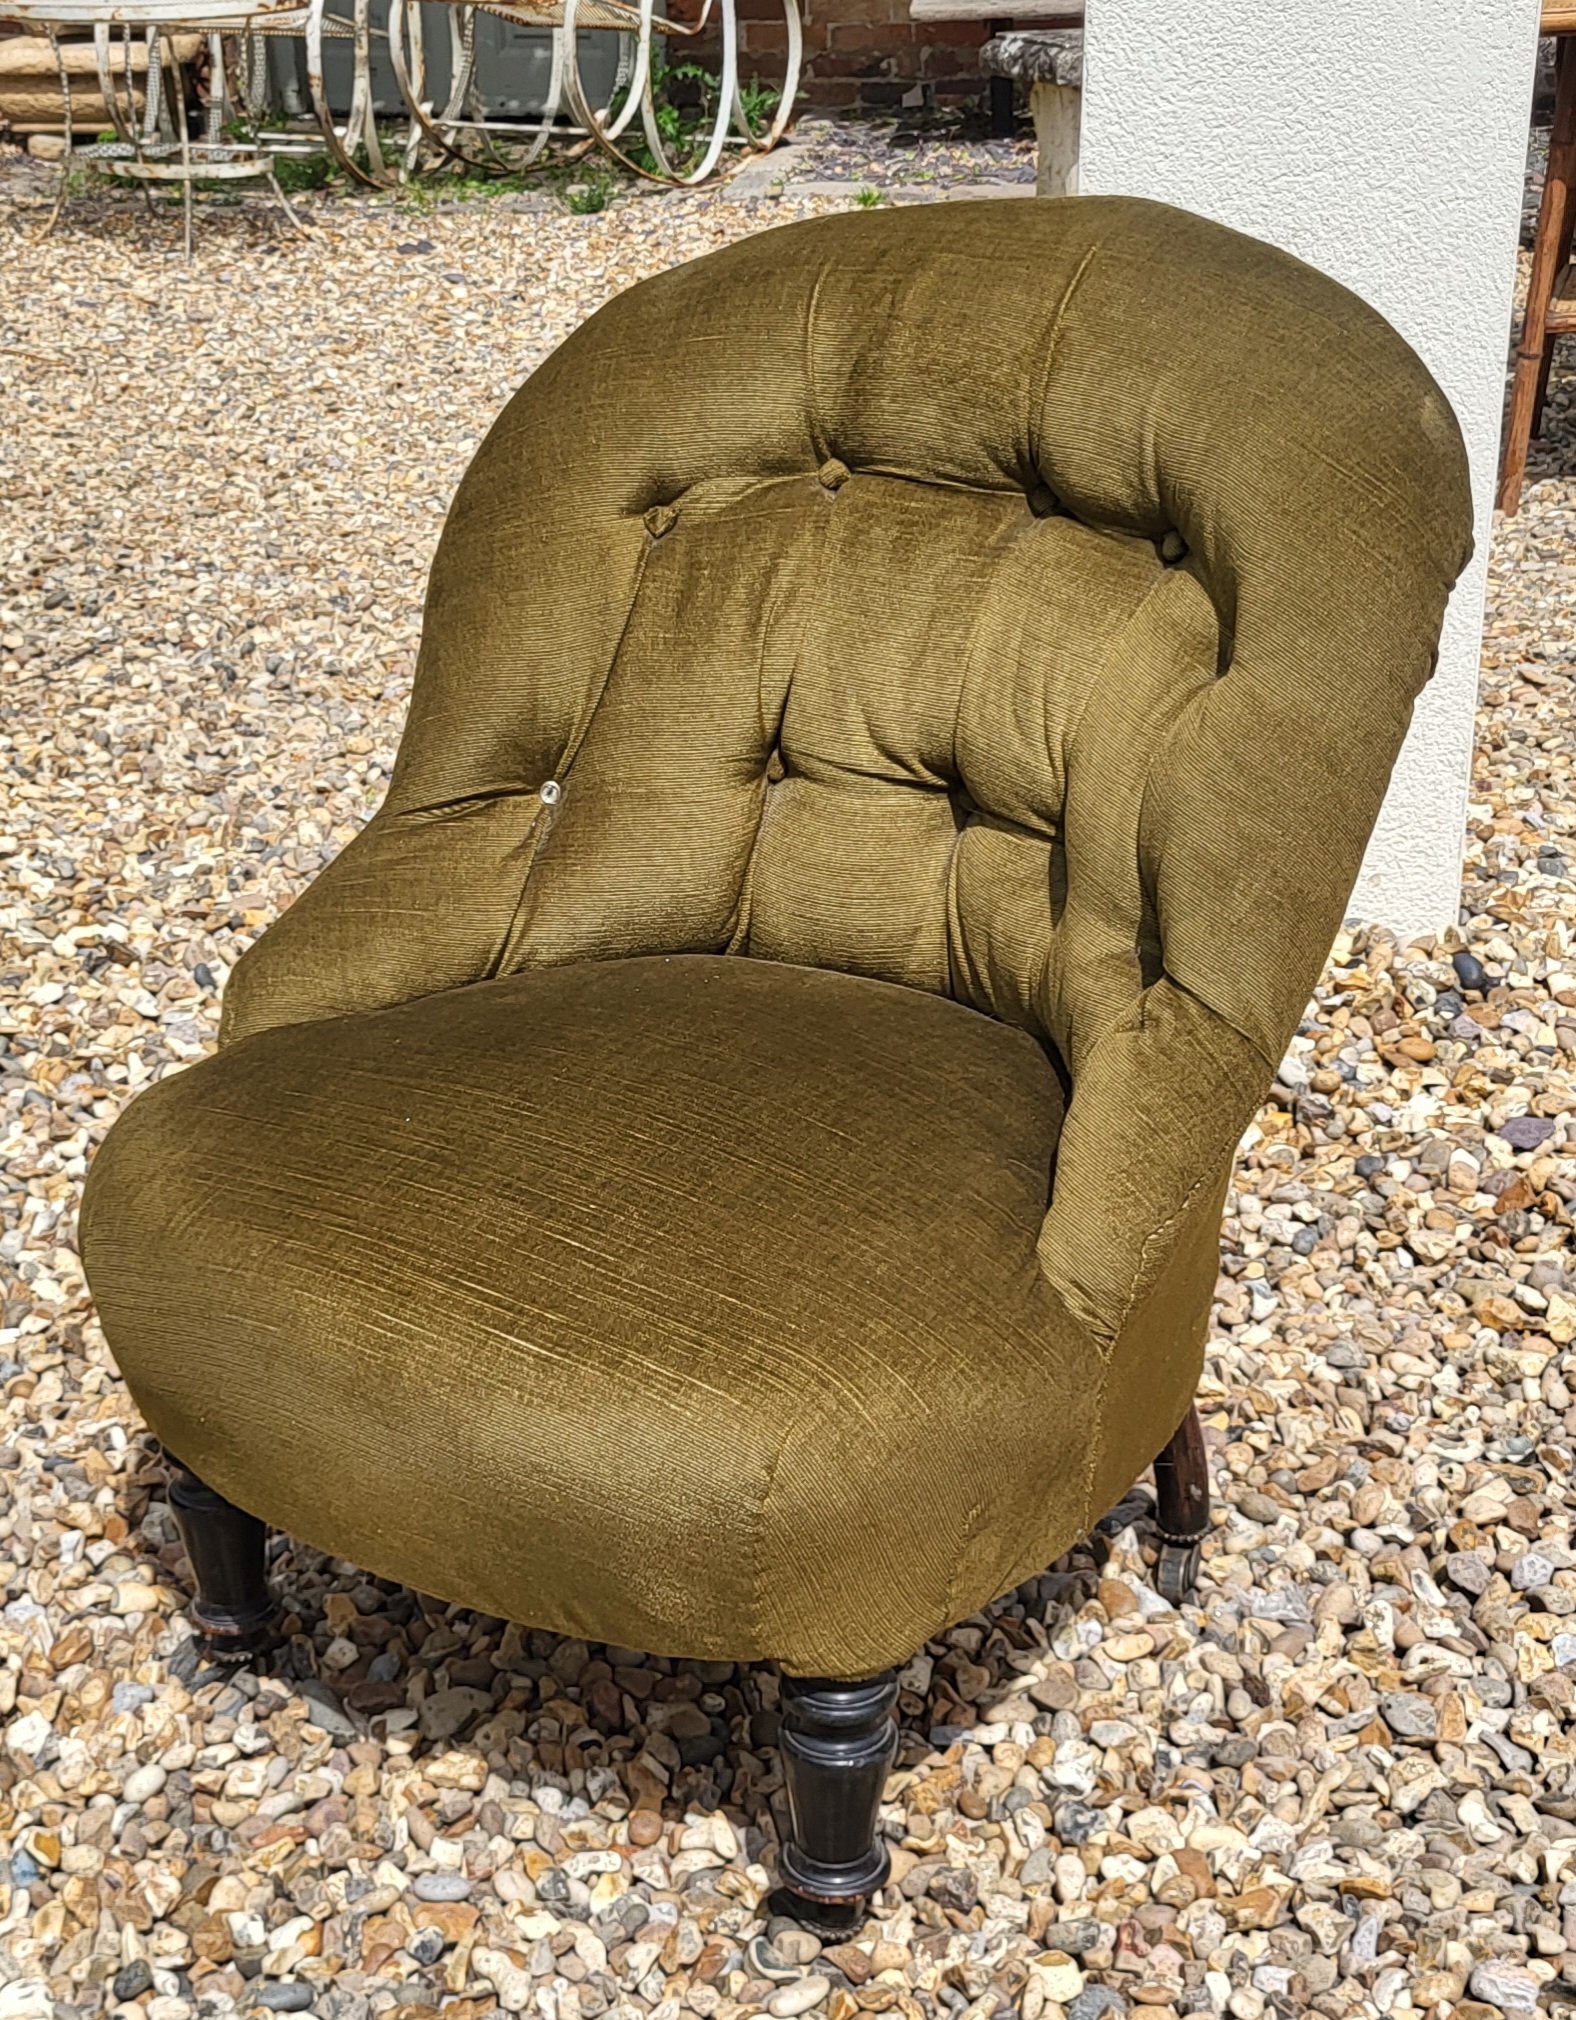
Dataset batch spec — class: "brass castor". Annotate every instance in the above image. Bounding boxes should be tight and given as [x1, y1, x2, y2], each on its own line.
[1154, 1535, 1203, 1603]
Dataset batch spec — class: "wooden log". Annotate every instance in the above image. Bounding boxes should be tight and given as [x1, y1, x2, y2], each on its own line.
[0, 32, 199, 133]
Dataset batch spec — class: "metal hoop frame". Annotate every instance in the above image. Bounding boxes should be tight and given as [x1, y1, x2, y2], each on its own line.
[6, 0, 799, 207]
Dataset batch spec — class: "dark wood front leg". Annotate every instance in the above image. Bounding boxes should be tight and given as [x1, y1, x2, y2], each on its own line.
[163, 1452, 278, 1657]
[1151, 1403, 1210, 1603]
[773, 1670, 898, 1934]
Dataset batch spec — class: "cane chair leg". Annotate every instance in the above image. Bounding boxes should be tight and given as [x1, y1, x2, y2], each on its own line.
[163, 1452, 278, 1656]
[773, 1670, 899, 1934]
[1151, 1403, 1210, 1603]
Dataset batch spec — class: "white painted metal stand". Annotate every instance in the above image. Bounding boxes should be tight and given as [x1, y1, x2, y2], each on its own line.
[17, 7, 313, 250]
[2, 0, 801, 217]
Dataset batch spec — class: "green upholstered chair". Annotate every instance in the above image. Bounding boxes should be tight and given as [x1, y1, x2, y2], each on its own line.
[80, 197, 1472, 1929]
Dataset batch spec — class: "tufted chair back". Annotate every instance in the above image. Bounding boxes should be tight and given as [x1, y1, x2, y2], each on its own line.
[223, 198, 1472, 1383]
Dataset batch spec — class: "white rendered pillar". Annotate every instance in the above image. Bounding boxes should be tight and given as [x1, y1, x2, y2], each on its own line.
[1078, 0, 1542, 940]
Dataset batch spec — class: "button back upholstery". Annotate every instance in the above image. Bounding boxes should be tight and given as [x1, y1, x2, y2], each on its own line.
[81, 199, 1472, 1677]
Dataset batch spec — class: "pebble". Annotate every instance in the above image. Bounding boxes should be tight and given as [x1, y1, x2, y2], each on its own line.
[111, 1962, 154, 2002]
[1067, 1989, 1129, 2020]
[1378, 1690, 1438, 1738]
[1042, 1917, 1105, 1956]
[1469, 1958, 1541, 2011]
[1447, 1549, 1493, 1594]
[766, 1976, 831, 2015]
[2, 122, 1576, 2020]
[411, 1871, 473, 1901]
[1034, 1951, 1085, 2002]
[254, 1987, 315, 2013]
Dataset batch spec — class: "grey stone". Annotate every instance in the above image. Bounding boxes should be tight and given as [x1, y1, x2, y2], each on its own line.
[1512, 1551, 1556, 1591]
[112, 1962, 154, 2002]
[728, 143, 803, 199]
[1379, 1692, 1439, 1740]
[412, 1871, 473, 1902]
[1067, 1990, 1128, 2020]
[928, 1866, 978, 1913]
[1053, 1800, 1105, 1844]
[979, 26, 1082, 84]
[1481, 1727, 1537, 1774]
[1246, 1585, 1312, 1622]
[1499, 1114, 1557, 1150]
[1445, 1551, 1492, 1595]
[256, 1987, 315, 2013]
[1468, 1958, 1539, 2012]
[417, 1686, 492, 1741]
[297, 1683, 357, 1740]
[1041, 1918, 1105, 1957]
[1345, 1905, 1385, 1967]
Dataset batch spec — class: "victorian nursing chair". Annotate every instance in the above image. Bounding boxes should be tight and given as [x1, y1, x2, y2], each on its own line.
[80, 198, 1471, 1930]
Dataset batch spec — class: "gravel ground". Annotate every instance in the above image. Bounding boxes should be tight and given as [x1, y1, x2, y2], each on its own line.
[4, 138, 1576, 2020]
[777, 117, 1037, 190]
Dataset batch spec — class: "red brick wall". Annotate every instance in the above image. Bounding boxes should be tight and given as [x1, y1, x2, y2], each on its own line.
[737, 0, 987, 113]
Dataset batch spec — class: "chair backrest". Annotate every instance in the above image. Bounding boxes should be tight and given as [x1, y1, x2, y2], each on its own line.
[224, 198, 1472, 1339]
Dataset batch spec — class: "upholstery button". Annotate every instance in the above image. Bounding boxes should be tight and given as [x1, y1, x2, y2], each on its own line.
[642, 503, 678, 539]
[818, 457, 850, 491]
[1160, 529, 1189, 563]
[1027, 482, 1059, 518]
[540, 780, 561, 806]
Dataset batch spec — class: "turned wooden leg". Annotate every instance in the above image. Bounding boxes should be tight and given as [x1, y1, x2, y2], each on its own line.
[163, 1452, 278, 1656]
[1151, 1403, 1210, 1603]
[773, 1671, 898, 1934]
[1500, 35, 1576, 513]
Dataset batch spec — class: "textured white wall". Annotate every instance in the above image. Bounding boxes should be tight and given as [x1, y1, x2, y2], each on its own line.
[1078, 0, 1541, 939]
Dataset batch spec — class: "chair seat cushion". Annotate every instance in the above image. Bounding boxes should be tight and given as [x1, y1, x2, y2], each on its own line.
[81, 954, 1101, 1675]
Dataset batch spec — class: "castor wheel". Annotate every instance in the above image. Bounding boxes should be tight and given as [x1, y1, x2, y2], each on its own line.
[1154, 1536, 1202, 1603]
[766, 1887, 868, 1937]
[1148, 1402, 1210, 1604]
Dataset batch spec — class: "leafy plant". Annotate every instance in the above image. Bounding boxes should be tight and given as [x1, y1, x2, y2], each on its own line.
[621, 44, 781, 176]
[271, 151, 335, 194]
[853, 183, 883, 206]
[563, 169, 613, 213]
[738, 73, 780, 133]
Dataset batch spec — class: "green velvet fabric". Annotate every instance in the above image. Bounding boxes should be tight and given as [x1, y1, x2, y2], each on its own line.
[80, 197, 1473, 1676]
[83, 956, 1075, 1676]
